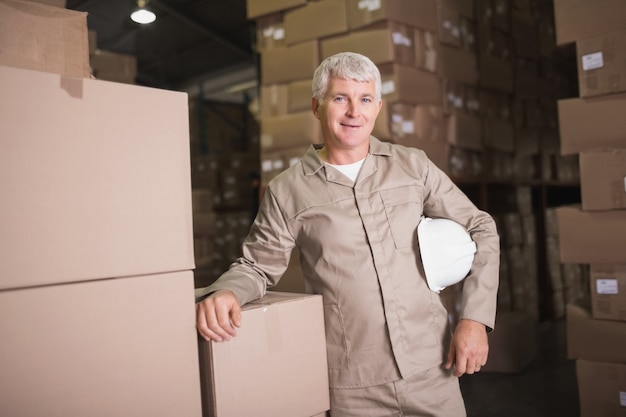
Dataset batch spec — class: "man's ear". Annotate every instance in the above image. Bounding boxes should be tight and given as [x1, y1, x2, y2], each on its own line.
[311, 97, 320, 118]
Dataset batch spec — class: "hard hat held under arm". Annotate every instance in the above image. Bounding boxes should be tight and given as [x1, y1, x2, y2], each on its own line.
[417, 216, 477, 293]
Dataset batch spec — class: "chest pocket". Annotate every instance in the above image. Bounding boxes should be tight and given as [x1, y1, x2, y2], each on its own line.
[380, 186, 423, 249]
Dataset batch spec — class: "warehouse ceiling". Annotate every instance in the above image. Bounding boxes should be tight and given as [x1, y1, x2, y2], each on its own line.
[66, 0, 259, 98]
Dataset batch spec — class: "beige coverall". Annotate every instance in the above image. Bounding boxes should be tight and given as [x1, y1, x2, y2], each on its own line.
[196, 137, 500, 415]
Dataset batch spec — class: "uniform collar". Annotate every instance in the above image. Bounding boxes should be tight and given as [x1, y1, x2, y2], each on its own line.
[302, 136, 392, 177]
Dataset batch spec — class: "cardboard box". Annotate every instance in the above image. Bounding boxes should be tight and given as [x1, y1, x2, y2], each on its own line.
[260, 79, 311, 117]
[88, 29, 97, 54]
[482, 311, 538, 373]
[198, 292, 329, 417]
[478, 54, 514, 93]
[0, 271, 202, 417]
[446, 110, 483, 151]
[247, 0, 306, 19]
[414, 30, 438, 73]
[321, 24, 416, 68]
[413, 104, 446, 142]
[346, 0, 438, 32]
[515, 129, 540, 156]
[590, 264, 626, 322]
[580, 149, 626, 211]
[576, 360, 626, 417]
[30, 0, 66, 6]
[556, 205, 626, 264]
[0, 0, 90, 78]
[510, 10, 539, 59]
[261, 83, 290, 118]
[261, 111, 322, 151]
[577, 30, 626, 98]
[558, 94, 626, 156]
[553, 0, 626, 46]
[261, 40, 319, 85]
[256, 12, 286, 52]
[566, 298, 626, 364]
[379, 64, 442, 105]
[288, 78, 313, 113]
[439, 44, 479, 85]
[514, 58, 539, 100]
[260, 146, 308, 187]
[373, 101, 417, 142]
[437, 1, 462, 47]
[284, 0, 348, 46]
[0, 65, 194, 290]
[483, 117, 515, 152]
[90, 49, 137, 84]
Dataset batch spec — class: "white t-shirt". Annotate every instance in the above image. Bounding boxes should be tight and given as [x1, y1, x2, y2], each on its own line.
[325, 157, 366, 182]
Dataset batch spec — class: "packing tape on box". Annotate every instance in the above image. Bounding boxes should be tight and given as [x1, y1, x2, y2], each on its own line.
[261, 306, 283, 352]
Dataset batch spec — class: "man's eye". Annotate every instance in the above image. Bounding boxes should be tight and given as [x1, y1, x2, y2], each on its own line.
[362, 97, 372, 103]
[335, 96, 345, 102]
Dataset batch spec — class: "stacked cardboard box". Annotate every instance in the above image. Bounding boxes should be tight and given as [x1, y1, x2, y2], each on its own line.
[541, 207, 590, 319]
[188, 97, 261, 287]
[0, 2, 202, 415]
[490, 187, 539, 319]
[90, 48, 138, 84]
[553, 1, 626, 414]
[197, 292, 330, 417]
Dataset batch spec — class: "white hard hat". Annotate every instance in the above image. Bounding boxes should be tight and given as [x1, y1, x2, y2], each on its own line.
[417, 216, 477, 293]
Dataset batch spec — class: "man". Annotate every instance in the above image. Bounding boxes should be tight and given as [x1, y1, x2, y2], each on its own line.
[196, 52, 500, 416]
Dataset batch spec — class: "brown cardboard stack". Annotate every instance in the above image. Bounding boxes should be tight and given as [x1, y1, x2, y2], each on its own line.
[490, 187, 539, 320]
[188, 98, 261, 288]
[542, 207, 590, 319]
[553, 1, 626, 414]
[0, 3, 202, 415]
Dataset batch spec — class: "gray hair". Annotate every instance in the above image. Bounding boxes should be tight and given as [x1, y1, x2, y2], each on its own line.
[312, 52, 382, 103]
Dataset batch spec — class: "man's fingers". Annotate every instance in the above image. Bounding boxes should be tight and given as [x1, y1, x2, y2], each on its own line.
[230, 304, 242, 328]
[196, 304, 222, 342]
[195, 290, 242, 342]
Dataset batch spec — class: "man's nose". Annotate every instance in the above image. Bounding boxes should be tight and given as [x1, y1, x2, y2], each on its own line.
[346, 101, 360, 117]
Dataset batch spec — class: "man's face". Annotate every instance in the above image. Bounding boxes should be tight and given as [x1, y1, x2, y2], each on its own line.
[312, 76, 382, 154]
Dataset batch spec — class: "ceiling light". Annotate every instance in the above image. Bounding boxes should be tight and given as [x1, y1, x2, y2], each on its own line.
[130, 0, 156, 24]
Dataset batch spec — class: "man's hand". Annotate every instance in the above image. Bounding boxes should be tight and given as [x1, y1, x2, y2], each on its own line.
[196, 289, 242, 342]
[444, 319, 488, 377]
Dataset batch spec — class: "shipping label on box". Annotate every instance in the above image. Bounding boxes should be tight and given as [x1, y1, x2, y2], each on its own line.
[590, 264, 626, 322]
[577, 30, 626, 98]
[198, 292, 330, 417]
